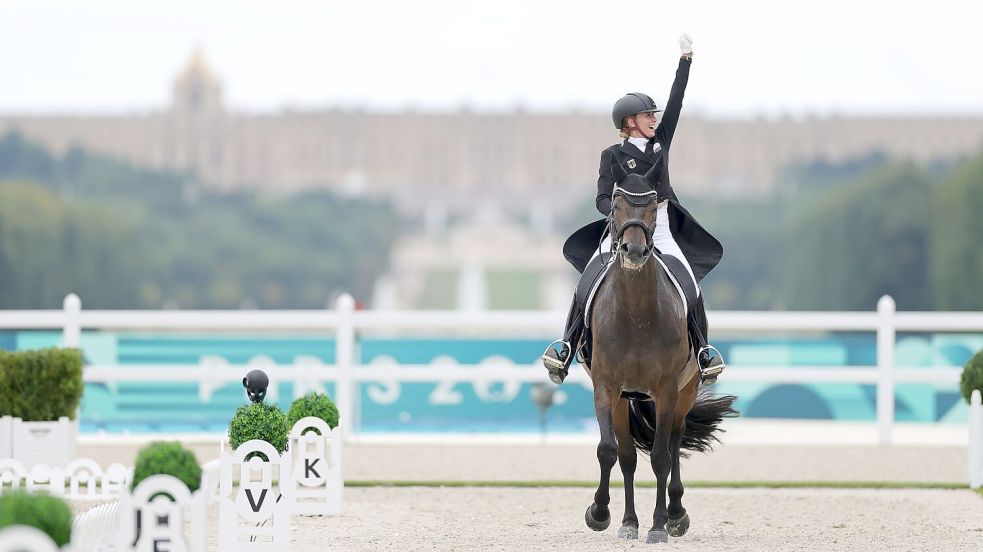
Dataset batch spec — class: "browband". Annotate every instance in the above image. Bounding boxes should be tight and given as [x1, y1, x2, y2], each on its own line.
[613, 184, 658, 206]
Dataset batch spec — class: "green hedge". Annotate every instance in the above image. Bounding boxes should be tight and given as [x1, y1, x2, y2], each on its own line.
[0, 491, 73, 546]
[960, 348, 983, 403]
[228, 402, 289, 459]
[0, 348, 83, 421]
[131, 441, 202, 493]
[287, 392, 340, 431]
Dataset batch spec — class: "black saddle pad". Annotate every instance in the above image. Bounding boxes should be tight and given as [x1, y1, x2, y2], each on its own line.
[575, 252, 612, 320]
[574, 249, 698, 327]
[658, 253, 699, 313]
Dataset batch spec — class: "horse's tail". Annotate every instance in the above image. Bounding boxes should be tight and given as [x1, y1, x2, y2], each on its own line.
[628, 387, 739, 456]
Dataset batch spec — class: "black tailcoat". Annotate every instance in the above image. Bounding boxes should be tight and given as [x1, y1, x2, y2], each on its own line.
[563, 57, 723, 281]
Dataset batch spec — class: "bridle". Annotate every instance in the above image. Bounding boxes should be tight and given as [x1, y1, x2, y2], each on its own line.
[608, 184, 659, 267]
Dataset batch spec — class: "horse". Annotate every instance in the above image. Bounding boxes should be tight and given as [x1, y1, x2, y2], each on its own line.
[583, 168, 738, 544]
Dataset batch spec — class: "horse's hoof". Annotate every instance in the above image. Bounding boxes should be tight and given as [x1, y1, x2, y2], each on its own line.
[667, 512, 690, 537]
[645, 529, 669, 544]
[617, 525, 639, 539]
[584, 504, 611, 531]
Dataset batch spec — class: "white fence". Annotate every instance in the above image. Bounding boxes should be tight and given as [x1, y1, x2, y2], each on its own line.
[0, 458, 131, 499]
[970, 390, 983, 489]
[0, 293, 981, 445]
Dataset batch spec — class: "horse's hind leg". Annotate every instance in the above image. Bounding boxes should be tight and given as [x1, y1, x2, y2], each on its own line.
[585, 385, 620, 532]
[613, 398, 639, 539]
[666, 418, 690, 537]
[646, 393, 677, 544]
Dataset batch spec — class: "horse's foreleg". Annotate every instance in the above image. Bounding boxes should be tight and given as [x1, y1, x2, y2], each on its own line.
[613, 398, 639, 540]
[666, 417, 690, 537]
[646, 393, 677, 544]
[585, 385, 619, 532]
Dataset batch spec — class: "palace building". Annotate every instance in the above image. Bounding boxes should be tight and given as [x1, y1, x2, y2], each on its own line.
[2, 50, 982, 218]
[4, 51, 983, 309]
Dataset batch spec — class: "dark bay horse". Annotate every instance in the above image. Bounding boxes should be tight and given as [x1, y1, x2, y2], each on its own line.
[584, 172, 737, 544]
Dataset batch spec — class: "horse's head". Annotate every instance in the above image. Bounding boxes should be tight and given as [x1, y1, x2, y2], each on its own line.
[608, 163, 666, 271]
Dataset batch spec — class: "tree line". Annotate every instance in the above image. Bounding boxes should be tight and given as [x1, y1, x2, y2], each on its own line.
[1, 131, 980, 311]
[690, 152, 982, 311]
[0, 132, 396, 309]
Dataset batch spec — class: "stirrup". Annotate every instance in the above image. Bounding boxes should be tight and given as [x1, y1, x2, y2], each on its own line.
[542, 339, 572, 384]
[698, 345, 725, 384]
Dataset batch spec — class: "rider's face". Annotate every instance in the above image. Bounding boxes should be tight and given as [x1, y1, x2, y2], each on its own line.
[626, 111, 658, 139]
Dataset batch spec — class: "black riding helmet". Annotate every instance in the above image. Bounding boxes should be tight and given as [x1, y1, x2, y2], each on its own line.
[612, 92, 662, 129]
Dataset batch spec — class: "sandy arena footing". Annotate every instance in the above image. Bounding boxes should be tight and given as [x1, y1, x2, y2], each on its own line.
[68, 421, 982, 551]
[285, 487, 983, 552]
[71, 487, 983, 552]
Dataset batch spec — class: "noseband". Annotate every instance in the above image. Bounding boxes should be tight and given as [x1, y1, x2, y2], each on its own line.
[608, 185, 659, 266]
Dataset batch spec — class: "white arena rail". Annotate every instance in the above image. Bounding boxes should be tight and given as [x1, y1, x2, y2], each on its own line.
[970, 390, 983, 489]
[0, 294, 981, 446]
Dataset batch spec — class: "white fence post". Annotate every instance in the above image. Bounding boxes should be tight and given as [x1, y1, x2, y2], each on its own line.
[335, 294, 356, 440]
[62, 294, 81, 349]
[876, 295, 896, 445]
[970, 390, 982, 489]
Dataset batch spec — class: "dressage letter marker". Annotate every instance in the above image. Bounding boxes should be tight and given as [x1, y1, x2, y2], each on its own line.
[219, 440, 293, 551]
[289, 417, 344, 516]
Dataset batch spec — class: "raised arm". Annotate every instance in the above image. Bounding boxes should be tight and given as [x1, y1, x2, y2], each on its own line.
[656, 34, 694, 148]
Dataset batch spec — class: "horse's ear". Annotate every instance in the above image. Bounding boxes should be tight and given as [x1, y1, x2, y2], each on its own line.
[644, 145, 663, 183]
[612, 158, 629, 183]
[644, 161, 658, 184]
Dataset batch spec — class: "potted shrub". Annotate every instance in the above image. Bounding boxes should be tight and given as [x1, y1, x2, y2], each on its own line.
[131, 441, 202, 493]
[0, 348, 84, 467]
[960, 348, 983, 403]
[287, 392, 340, 431]
[0, 490, 73, 547]
[228, 402, 289, 460]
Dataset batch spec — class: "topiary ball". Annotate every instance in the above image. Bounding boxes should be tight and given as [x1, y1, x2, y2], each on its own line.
[287, 392, 340, 432]
[228, 402, 289, 458]
[130, 441, 202, 493]
[960, 348, 983, 403]
[0, 490, 73, 546]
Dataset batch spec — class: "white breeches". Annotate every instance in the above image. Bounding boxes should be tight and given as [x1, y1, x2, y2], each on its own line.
[593, 202, 700, 295]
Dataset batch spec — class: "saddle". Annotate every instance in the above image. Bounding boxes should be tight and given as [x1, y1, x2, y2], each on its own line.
[569, 244, 698, 384]
[575, 248, 698, 328]
[573, 249, 698, 400]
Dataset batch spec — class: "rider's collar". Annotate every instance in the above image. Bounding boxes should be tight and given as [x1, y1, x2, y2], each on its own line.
[627, 136, 650, 151]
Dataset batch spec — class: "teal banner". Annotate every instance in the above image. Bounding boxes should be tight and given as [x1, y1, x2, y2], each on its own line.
[0, 331, 977, 433]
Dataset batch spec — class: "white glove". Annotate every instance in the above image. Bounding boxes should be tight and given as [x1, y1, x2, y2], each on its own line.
[678, 33, 693, 55]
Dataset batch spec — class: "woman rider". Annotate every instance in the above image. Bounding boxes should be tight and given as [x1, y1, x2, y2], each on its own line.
[542, 33, 726, 386]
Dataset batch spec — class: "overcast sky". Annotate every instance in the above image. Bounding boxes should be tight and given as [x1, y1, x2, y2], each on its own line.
[2, 0, 981, 116]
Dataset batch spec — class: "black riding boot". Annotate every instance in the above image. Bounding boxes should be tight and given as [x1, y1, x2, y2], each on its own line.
[542, 294, 585, 384]
[689, 294, 725, 384]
